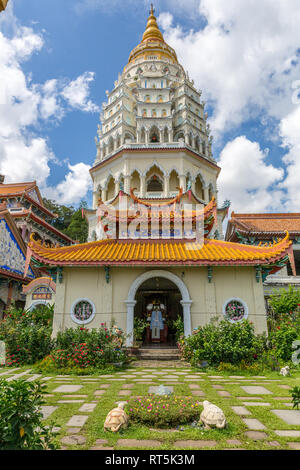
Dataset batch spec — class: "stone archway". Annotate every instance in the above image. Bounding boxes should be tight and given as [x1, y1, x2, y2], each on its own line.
[125, 270, 192, 346]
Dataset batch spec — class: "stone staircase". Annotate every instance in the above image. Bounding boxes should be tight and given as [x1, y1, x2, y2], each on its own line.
[130, 347, 181, 361]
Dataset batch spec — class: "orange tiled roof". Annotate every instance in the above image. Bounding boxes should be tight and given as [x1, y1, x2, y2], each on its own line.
[28, 232, 292, 267]
[230, 212, 300, 233]
[0, 181, 36, 196]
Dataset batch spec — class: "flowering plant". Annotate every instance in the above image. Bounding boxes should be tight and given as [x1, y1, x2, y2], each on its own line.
[126, 394, 200, 428]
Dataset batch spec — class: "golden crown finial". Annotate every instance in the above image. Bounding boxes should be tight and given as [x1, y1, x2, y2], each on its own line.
[150, 3, 155, 15]
[142, 3, 164, 42]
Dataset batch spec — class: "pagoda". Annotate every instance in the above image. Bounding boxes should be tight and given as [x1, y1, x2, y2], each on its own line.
[24, 7, 294, 348]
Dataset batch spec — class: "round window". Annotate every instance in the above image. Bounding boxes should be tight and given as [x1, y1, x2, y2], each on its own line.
[71, 299, 95, 325]
[223, 298, 248, 323]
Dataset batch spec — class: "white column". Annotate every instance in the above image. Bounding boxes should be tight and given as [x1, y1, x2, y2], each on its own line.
[124, 175, 131, 194]
[92, 191, 98, 209]
[159, 128, 164, 143]
[179, 175, 186, 193]
[140, 175, 146, 197]
[115, 180, 120, 197]
[102, 189, 107, 201]
[125, 300, 137, 346]
[180, 300, 193, 337]
[164, 175, 169, 197]
[204, 186, 209, 203]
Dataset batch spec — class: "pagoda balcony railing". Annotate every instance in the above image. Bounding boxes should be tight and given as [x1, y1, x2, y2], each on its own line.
[264, 275, 300, 284]
[95, 141, 215, 165]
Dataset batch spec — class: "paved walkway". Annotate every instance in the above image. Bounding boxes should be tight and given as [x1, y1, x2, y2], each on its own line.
[1, 362, 300, 450]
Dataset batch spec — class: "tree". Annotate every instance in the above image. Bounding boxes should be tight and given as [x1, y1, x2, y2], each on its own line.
[64, 201, 88, 243]
[42, 198, 88, 243]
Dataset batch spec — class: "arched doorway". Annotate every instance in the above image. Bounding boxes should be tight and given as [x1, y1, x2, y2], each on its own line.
[125, 270, 192, 346]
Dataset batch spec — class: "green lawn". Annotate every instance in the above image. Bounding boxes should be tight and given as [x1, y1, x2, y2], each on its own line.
[1, 364, 300, 450]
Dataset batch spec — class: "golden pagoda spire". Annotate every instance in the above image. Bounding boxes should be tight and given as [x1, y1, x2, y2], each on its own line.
[142, 4, 164, 43]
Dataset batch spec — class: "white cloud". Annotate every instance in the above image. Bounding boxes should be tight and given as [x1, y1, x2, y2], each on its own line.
[159, 0, 300, 136]
[0, 13, 98, 205]
[279, 105, 300, 211]
[45, 163, 92, 205]
[62, 72, 100, 113]
[217, 136, 284, 212]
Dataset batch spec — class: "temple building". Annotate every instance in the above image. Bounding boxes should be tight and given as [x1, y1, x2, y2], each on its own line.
[226, 212, 300, 301]
[0, 178, 73, 317]
[24, 7, 295, 349]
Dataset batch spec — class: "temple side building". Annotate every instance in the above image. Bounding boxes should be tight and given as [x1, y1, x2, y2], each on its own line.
[226, 212, 300, 300]
[24, 7, 294, 350]
[0, 178, 73, 317]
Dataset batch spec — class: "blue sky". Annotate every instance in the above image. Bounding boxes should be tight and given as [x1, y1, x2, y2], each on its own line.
[1, 0, 300, 213]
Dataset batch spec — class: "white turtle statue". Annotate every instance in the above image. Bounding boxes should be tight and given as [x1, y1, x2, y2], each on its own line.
[104, 402, 129, 432]
[199, 400, 226, 430]
[280, 366, 290, 377]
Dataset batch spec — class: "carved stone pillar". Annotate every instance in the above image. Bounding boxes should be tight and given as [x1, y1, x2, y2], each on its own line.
[180, 300, 193, 337]
[204, 186, 209, 203]
[92, 190, 99, 209]
[125, 300, 137, 346]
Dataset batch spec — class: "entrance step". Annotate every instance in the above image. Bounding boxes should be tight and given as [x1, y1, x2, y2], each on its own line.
[129, 348, 181, 361]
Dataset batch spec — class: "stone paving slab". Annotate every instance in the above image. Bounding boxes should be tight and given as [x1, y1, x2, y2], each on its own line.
[63, 395, 88, 398]
[66, 415, 89, 427]
[173, 440, 217, 448]
[242, 402, 271, 407]
[189, 384, 200, 389]
[237, 397, 262, 400]
[241, 386, 272, 395]
[117, 439, 162, 448]
[99, 384, 110, 388]
[244, 431, 268, 440]
[0, 368, 18, 376]
[271, 409, 300, 425]
[94, 390, 106, 396]
[79, 403, 97, 413]
[242, 419, 266, 430]
[227, 439, 242, 445]
[6, 370, 32, 381]
[122, 384, 134, 389]
[191, 390, 205, 397]
[53, 385, 83, 393]
[288, 442, 300, 450]
[58, 400, 85, 404]
[41, 406, 58, 420]
[274, 430, 300, 437]
[217, 390, 231, 397]
[61, 435, 86, 445]
[231, 406, 251, 416]
[26, 374, 42, 382]
[118, 390, 132, 396]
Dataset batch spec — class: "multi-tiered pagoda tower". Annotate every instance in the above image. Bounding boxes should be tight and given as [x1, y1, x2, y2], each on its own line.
[87, 6, 225, 241]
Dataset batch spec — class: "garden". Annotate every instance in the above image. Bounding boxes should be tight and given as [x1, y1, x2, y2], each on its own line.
[0, 286, 299, 450]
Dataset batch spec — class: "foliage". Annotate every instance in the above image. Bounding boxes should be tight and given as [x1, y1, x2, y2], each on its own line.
[0, 305, 54, 366]
[289, 386, 300, 410]
[133, 317, 148, 344]
[0, 379, 57, 450]
[36, 325, 128, 372]
[181, 319, 267, 367]
[126, 395, 201, 428]
[64, 201, 88, 243]
[172, 315, 184, 342]
[268, 286, 300, 320]
[268, 317, 300, 361]
[218, 360, 262, 374]
[42, 198, 88, 243]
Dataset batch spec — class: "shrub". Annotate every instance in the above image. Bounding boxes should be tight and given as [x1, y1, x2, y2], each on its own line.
[0, 379, 57, 450]
[181, 319, 267, 366]
[268, 318, 300, 361]
[0, 306, 54, 366]
[268, 286, 300, 320]
[290, 386, 300, 410]
[126, 395, 201, 428]
[37, 325, 128, 372]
